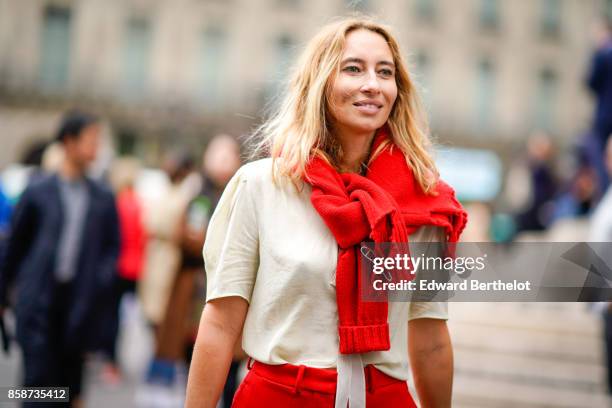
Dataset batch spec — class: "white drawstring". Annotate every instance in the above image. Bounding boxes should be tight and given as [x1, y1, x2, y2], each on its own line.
[335, 353, 366, 408]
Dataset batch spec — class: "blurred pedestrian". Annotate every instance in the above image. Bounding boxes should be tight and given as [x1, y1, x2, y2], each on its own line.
[41, 141, 66, 174]
[589, 137, 612, 394]
[113, 157, 146, 314]
[515, 131, 558, 231]
[585, 17, 612, 196]
[178, 134, 242, 408]
[0, 183, 11, 236]
[0, 110, 120, 407]
[95, 158, 147, 385]
[0, 182, 12, 282]
[186, 18, 467, 408]
[18, 140, 52, 186]
[139, 150, 194, 390]
[551, 148, 598, 221]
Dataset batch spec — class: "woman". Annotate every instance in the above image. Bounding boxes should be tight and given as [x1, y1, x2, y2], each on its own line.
[186, 18, 467, 407]
[100, 158, 146, 384]
[139, 151, 195, 386]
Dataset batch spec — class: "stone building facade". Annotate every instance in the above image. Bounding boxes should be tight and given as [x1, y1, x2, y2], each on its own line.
[0, 0, 610, 166]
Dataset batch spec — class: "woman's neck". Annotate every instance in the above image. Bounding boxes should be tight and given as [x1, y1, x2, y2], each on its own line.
[336, 128, 376, 173]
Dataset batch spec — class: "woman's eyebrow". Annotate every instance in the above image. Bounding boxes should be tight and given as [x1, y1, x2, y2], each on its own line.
[378, 60, 395, 68]
[341, 57, 365, 65]
[341, 57, 395, 67]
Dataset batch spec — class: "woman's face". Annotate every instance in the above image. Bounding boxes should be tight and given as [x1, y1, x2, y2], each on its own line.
[327, 29, 398, 137]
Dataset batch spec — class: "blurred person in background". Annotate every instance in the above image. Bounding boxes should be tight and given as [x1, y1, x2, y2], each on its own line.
[186, 18, 467, 408]
[515, 131, 558, 232]
[589, 138, 612, 395]
[0, 110, 120, 407]
[551, 147, 598, 222]
[95, 157, 147, 385]
[585, 17, 612, 197]
[460, 202, 492, 242]
[138, 150, 195, 395]
[0, 182, 12, 234]
[20, 140, 65, 182]
[179, 134, 243, 408]
[5, 140, 66, 205]
[0, 183, 12, 281]
[41, 141, 67, 174]
[21, 140, 49, 182]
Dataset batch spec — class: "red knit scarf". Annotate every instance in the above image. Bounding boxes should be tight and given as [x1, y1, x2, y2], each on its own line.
[304, 126, 468, 354]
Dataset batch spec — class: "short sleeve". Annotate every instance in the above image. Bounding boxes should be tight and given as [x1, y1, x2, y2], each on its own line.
[408, 301, 448, 321]
[203, 166, 259, 303]
[408, 225, 449, 321]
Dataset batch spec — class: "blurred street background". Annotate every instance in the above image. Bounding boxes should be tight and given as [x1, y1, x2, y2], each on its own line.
[1, 0, 612, 407]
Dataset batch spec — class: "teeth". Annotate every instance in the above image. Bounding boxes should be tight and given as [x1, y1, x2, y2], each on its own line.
[354, 103, 381, 109]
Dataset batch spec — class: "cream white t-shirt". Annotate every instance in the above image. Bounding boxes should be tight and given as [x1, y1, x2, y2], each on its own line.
[203, 158, 448, 381]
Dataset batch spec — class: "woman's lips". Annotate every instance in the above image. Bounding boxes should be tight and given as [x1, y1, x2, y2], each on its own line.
[353, 102, 383, 115]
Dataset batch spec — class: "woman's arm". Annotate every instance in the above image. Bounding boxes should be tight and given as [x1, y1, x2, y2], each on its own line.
[408, 318, 453, 408]
[185, 296, 248, 408]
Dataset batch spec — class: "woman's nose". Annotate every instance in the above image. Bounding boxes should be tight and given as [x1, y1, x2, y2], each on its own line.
[360, 71, 381, 93]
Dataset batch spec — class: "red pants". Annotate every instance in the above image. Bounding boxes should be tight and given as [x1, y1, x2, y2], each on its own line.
[231, 360, 417, 407]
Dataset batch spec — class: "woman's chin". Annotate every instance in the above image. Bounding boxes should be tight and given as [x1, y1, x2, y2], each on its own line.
[349, 121, 386, 134]
[333, 115, 388, 136]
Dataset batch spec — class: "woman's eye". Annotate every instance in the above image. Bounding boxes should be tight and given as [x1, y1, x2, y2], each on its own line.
[343, 65, 361, 73]
[379, 69, 394, 77]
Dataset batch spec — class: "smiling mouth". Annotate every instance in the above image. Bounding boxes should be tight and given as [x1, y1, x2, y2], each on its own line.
[353, 101, 383, 109]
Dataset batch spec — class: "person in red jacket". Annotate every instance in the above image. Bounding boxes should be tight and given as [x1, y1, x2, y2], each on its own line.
[102, 158, 147, 383]
[186, 18, 467, 407]
[114, 159, 146, 287]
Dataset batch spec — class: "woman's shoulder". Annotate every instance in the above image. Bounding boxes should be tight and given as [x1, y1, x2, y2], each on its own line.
[235, 158, 299, 194]
[237, 158, 274, 184]
[214, 158, 276, 203]
[229, 158, 275, 195]
[224, 158, 307, 209]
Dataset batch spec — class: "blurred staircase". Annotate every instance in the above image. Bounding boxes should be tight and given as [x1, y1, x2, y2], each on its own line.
[449, 302, 609, 408]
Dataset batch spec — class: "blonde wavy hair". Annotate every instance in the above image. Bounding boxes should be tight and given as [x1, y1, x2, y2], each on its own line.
[251, 17, 438, 194]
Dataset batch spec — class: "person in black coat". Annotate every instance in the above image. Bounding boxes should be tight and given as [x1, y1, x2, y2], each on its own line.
[586, 17, 612, 195]
[0, 110, 120, 407]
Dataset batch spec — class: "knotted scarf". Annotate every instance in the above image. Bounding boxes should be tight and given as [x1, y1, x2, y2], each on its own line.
[304, 126, 468, 354]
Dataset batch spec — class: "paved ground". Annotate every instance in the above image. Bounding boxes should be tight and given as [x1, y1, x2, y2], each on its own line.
[449, 302, 610, 408]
